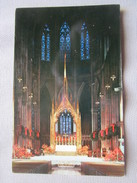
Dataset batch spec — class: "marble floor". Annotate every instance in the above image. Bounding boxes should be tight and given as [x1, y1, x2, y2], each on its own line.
[30, 155, 124, 166]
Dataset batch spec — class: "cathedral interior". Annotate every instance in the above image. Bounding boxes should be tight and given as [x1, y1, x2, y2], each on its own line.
[14, 5, 124, 156]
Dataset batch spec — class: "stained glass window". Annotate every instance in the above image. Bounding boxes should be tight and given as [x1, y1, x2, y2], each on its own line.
[60, 22, 71, 61]
[63, 115, 66, 134]
[59, 110, 72, 135]
[81, 22, 90, 61]
[66, 115, 69, 134]
[41, 24, 50, 61]
[68, 115, 71, 134]
[41, 33, 45, 61]
[60, 115, 63, 135]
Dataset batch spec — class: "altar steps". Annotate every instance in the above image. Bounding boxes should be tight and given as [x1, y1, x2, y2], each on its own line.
[55, 151, 77, 156]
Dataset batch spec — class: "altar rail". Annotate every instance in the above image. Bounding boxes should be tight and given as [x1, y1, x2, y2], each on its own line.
[55, 135, 77, 145]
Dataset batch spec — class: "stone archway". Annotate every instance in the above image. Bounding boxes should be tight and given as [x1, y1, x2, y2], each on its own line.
[50, 96, 81, 150]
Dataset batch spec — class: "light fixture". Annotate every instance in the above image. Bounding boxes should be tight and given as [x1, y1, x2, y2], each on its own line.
[110, 75, 116, 81]
[114, 87, 121, 92]
[99, 92, 104, 98]
[33, 101, 37, 105]
[105, 84, 111, 90]
[95, 101, 100, 105]
[22, 86, 27, 92]
[29, 93, 33, 99]
[18, 77, 22, 83]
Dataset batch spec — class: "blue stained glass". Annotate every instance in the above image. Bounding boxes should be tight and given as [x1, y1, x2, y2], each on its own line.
[86, 31, 90, 59]
[60, 116, 62, 134]
[60, 22, 71, 61]
[46, 33, 50, 61]
[60, 36, 64, 42]
[81, 31, 84, 60]
[63, 116, 66, 134]
[81, 23, 90, 61]
[41, 33, 46, 61]
[41, 24, 50, 61]
[68, 116, 71, 135]
[66, 35, 70, 42]
[59, 111, 72, 135]
[66, 116, 69, 134]
[61, 29, 64, 33]
[64, 22, 67, 28]
[66, 45, 70, 51]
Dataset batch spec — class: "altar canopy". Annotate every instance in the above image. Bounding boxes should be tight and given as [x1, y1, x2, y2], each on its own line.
[50, 54, 81, 149]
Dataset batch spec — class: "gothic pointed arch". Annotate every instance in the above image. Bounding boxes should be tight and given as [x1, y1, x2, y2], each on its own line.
[40, 85, 51, 145]
[79, 84, 91, 134]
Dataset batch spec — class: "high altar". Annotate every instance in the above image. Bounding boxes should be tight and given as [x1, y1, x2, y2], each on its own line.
[50, 54, 81, 151]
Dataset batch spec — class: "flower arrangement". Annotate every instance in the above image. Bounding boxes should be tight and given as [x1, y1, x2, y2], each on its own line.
[77, 146, 89, 155]
[92, 148, 101, 157]
[104, 148, 124, 161]
[12, 145, 32, 159]
[42, 144, 55, 155]
[34, 149, 41, 156]
[90, 131, 98, 141]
